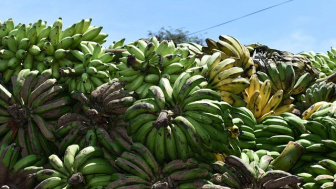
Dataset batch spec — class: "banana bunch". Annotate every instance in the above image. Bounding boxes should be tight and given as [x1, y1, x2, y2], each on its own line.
[301, 101, 336, 120]
[203, 35, 256, 78]
[125, 74, 231, 163]
[203, 52, 250, 107]
[34, 144, 117, 189]
[254, 116, 298, 153]
[55, 79, 136, 155]
[59, 41, 118, 93]
[244, 74, 295, 122]
[117, 37, 199, 96]
[230, 106, 257, 150]
[257, 62, 314, 102]
[108, 142, 160, 188]
[295, 116, 336, 161]
[296, 82, 336, 112]
[158, 158, 212, 189]
[0, 69, 71, 156]
[56, 112, 134, 159]
[297, 159, 336, 189]
[301, 48, 336, 77]
[0, 143, 45, 189]
[211, 154, 303, 189]
[0, 18, 107, 82]
[177, 42, 203, 56]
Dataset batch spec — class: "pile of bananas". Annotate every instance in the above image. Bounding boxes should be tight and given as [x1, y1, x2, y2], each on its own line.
[244, 74, 295, 122]
[2, 16, 336, 189]
[297, 159, 336, 189]
[0, 18, 107, 83]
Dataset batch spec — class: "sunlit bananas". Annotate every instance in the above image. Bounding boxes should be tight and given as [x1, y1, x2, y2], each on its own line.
[301, 48, 336, 77]
[295, 81, 336, 112]
[117, 38, 198, 94]
[301, 101, 332, 120]
[203, 35, 256, 78]
[244, 74, 295, 122]
[0, 18, 108, 82]
[59, 41, 117, 94]
[66, 78, 137, 128]
[125, 74, 230, 163]
[297, 158, 336, 188]
[202, 52, 249, 106]
[254, 116, 298, 153]
[34, 144, 117, 189]
[0, 69, 71, 157]
[0, 142, 45, 188]
[211, 154, 303, 189]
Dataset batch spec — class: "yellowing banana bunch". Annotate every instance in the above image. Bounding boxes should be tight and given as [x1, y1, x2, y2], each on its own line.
[204, 52, 249, 107]
[0, 143, 45, 189]
[34, 144, 117, 189]
[244, 74, 295, 122]
[203, 35, 256, 78]
[0, 69, 71, 157]
[0, 18, 107, 83]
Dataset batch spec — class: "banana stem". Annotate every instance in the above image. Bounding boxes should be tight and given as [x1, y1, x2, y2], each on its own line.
[153, 111, 169, 129]
[270, 141, 304, 171]
[105, 49, 127, 53]
[68, 172, 84, 186]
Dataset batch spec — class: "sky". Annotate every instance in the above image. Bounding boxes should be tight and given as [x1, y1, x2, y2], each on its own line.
[1, 0, 335, 54]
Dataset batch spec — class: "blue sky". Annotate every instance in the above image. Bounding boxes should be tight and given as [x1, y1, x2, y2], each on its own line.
[1, 0, 335, 54]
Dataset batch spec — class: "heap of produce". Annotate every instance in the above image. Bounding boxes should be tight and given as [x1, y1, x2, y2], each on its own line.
[1, 17, 336, 189]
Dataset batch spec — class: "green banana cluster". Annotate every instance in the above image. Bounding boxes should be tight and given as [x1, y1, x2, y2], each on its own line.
[254, 115, 298, 153]
[59, 41, 119, 94]
[0, 69, 71, 157]
[295, 116, 336, 163]
[125, 74, 230, 163]
[211, 153, 302, 188]
[117, 37, 198, 97]
[257, 62, 314, 103]
[201, 52, 250, 107]
[203, 35, 256, 78]
[295, 81, 336, 112]
[0, 18, 107, 83]
[297, 159, 336, 189]
[34, 144, 117, 189]
[0, 143, 45, 188]
[301, 48, 336, 77]
[230, 106, 257, 150]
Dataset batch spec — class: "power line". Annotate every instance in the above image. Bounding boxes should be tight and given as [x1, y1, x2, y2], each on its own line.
[187, 0, 294, 36]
